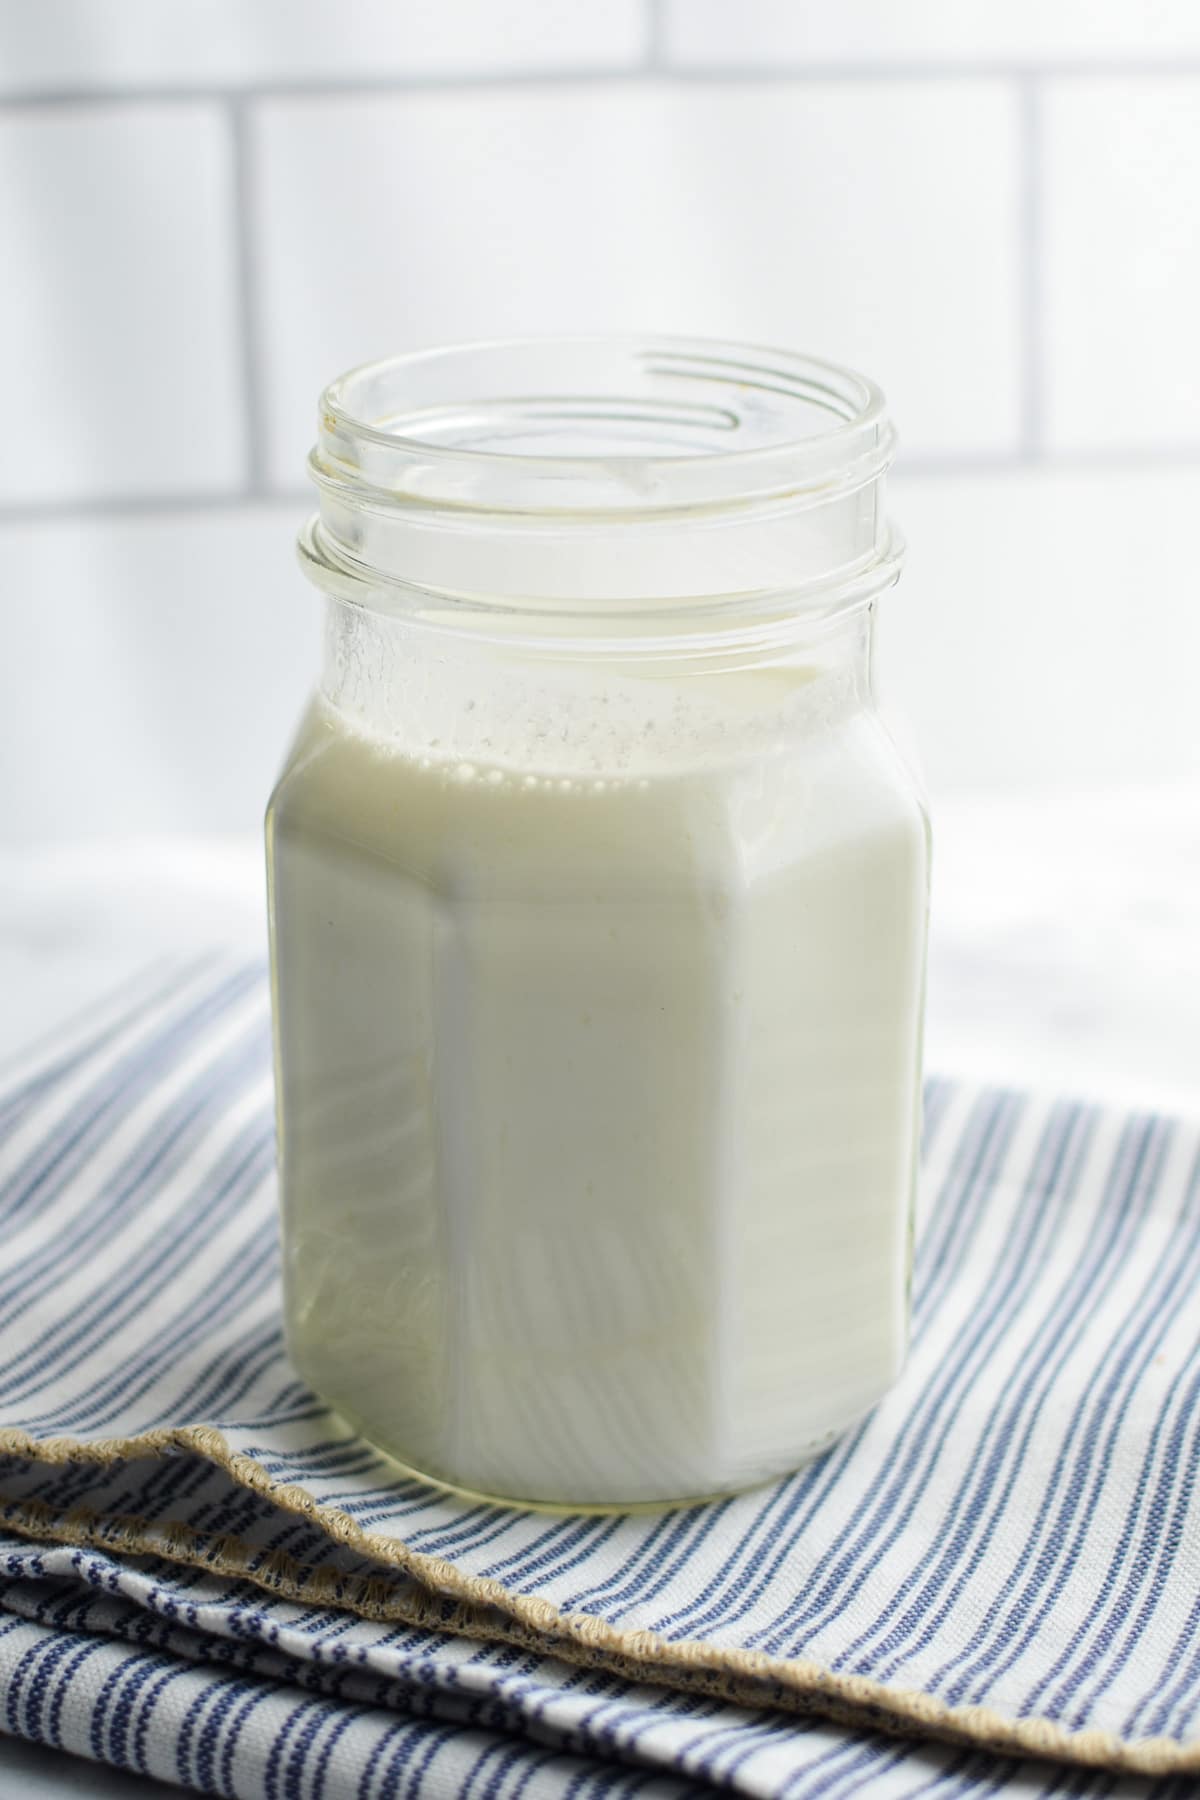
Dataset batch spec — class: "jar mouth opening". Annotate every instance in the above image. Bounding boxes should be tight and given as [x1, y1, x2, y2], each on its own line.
[314, 335, 894, 517]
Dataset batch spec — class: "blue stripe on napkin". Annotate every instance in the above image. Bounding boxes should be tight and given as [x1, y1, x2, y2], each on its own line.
[1, 959, 1199, 1798]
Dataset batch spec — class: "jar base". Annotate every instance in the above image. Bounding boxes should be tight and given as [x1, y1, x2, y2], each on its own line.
[338, 1414, 852, 1516]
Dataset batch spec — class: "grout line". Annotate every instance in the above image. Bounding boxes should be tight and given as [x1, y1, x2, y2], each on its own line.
[0, 68, 646, 110]
[0, 491, 308, 526]
[1029, 445, 1200, 468]
[899, 446, 1200, 475]
[644, 0, 666, 73]
[895, 453, 1034, 478]
[646, 58, 1200, 81]
[1018, 76, 1045, 461]
[6, 454, 1200, 528]
[3, 59, 1200, 108]
[227, 97, 268, 495]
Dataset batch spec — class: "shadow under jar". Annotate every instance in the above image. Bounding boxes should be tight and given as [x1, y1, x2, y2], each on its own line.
[266, 336, 930, 1510]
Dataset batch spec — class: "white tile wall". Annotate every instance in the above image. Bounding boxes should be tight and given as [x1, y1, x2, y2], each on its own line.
[0, 1, 647, 93]
[0, 506, 315, 840]
[883, 468, 1200, 788]
[0, 105, 243, 502]
[662, 0, 1200, 66]
[254, 80, 1020, 485]
[0, 0, 1197, 830]
[1044, 79, 1200, 452]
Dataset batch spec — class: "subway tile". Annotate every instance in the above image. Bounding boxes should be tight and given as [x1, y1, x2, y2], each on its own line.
[254, 80, 1021, 484]
[0, 504, 316, 840]
[0, 0, 647, 94]
[662, 0, 1200, 67]
[881, 467, 1200, 790]
[0, 106, 243, 502]
[1043, 79, 1200, 452]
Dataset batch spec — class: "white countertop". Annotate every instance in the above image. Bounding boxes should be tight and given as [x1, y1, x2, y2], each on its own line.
[1, 788, 1197, 1794]
[3, 789, 1198, 1114]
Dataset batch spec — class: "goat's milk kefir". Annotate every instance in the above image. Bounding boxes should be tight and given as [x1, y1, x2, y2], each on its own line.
[267, 339, 930, 1507]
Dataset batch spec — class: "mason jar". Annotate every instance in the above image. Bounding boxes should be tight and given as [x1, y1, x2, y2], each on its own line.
[266, 336, 930, 1509]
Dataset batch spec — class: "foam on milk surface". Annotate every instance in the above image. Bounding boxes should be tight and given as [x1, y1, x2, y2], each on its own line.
[267, 664, 928, 1504]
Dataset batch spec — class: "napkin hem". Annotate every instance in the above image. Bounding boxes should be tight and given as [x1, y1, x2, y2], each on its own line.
[1, 1421, 1194, 1779]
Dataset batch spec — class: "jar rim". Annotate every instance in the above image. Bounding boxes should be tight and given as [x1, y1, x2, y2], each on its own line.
[314, 334, 894, 517]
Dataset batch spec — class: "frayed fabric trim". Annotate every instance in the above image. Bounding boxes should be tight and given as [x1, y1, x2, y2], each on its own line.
[0, 1423, 1192, 1778]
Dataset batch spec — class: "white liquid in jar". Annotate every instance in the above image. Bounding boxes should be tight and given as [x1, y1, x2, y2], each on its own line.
[267, 662, 929, 1506]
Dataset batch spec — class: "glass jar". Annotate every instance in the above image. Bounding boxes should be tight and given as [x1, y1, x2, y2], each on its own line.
[266, 336, 929, 1510]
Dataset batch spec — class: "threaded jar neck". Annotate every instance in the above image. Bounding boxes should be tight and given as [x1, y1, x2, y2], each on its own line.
[299, 336, 903, 624]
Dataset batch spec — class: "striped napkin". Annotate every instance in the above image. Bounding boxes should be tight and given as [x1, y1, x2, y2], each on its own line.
[2, 958, 1199, 1800]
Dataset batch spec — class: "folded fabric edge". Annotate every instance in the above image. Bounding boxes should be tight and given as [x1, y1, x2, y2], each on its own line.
[0, 1422, 1192, 1780]
[0, 1597, 707, 1800]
